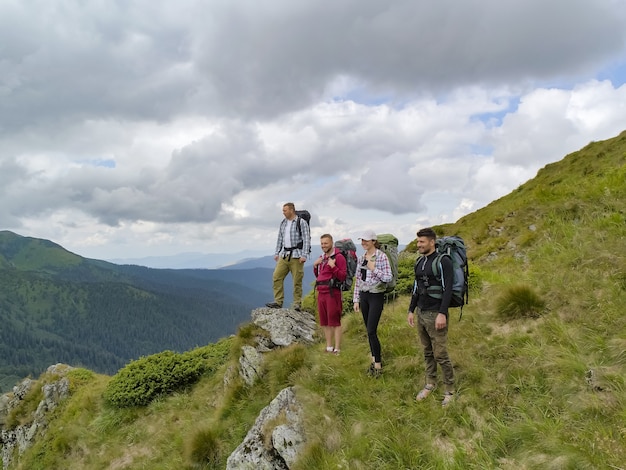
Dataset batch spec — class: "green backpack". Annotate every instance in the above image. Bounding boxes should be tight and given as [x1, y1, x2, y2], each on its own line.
[376, 233, 399, 295]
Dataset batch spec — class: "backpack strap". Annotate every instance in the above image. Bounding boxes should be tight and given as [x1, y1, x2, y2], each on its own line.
[431, 253, 449, 285]
[295, 216, 304, 250]
[416, 253, 449, 300]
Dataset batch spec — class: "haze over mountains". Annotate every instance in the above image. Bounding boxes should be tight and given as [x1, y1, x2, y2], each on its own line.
[108, 250, 271, 269]
[108, 247, 325, 270]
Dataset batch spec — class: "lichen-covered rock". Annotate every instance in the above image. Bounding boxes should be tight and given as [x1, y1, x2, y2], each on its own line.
[226, 387, 305, 470]
[251, 307, 317, 347]
[239, 345, 264, 386]
[272, 423, 306, 468]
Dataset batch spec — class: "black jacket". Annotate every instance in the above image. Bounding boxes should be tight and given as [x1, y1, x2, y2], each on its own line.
[408, 251, 454, 318]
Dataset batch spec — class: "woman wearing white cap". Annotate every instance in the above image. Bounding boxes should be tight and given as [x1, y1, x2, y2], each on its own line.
[353, 229, 392, 378]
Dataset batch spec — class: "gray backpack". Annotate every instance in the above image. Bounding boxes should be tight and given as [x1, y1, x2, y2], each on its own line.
[376, 233, 399, 294]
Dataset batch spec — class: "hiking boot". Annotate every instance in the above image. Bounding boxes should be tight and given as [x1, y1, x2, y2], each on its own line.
[293, 304, 301, 312]
[367, 364, 382, 378]
[441, 392, 454, 407]
[265, 302, 282, 308]
[416, 384, 436, 401]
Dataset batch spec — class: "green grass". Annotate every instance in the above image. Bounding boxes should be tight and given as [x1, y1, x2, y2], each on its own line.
[12, 283, 626, 469]
[7, 131, 626, 468]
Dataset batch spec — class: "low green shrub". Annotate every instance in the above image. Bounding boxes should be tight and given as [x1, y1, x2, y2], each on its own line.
[396, 253, 416, 295]
[496, 284, 546, 320]
[66, 368, 96, 391]
[103, 350, 206, 408]
[468, 263, 484, 295]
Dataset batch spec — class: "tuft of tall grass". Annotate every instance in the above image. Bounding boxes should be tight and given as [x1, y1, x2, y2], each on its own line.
[264, 343, 310, 394]
[185, 426, 223, 469]
[495, 284, 546, 320]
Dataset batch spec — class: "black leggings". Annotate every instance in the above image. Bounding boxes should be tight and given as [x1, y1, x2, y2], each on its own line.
[360, 291, 384, 363]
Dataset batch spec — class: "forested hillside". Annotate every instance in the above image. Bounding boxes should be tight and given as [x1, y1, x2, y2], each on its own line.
[0, 232, 272, 391]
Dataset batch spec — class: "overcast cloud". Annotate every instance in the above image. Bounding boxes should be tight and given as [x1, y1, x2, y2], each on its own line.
[1, 0, 626, 260]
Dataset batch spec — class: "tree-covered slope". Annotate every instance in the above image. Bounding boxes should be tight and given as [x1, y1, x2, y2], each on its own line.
[0, 231, 272, 390]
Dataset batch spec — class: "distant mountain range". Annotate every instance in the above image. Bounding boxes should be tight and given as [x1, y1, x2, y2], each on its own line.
[110, 243, 406, 270]
[108, 250, 271, 269]
[108, 247, 325, 269]
[0, 231, 313, 391]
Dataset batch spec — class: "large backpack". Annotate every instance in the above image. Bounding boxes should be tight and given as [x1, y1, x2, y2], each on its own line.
[294, 210, 311, 254]
[376, 233, 399, 295]
[295, 210, 311, 229]
[333, 238, 358, 291]
[421, 236, 469, 318]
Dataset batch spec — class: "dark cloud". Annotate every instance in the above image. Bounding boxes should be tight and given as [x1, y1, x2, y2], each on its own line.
[193, 0, 626, 116]
[0, 0, 196, 133]
[2, 0, 623, 131]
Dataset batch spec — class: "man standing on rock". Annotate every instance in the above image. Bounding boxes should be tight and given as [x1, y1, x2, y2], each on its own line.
[265, 202, 311, 311]
[313, 234, 347, 354]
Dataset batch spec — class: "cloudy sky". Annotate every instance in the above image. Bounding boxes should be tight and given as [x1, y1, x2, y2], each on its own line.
[2, 0, 626, 262]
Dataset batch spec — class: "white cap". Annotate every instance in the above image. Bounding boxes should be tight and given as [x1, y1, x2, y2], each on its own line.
[358, 230, 378, 241]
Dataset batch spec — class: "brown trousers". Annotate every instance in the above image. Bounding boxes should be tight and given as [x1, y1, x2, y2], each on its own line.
[417, 309, 455, 392]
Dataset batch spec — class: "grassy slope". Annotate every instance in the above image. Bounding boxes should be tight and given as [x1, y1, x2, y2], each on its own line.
[11, 131, 626, 469]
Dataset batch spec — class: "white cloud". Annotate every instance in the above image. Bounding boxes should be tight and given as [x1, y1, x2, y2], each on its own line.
[1, 1, 626, 260]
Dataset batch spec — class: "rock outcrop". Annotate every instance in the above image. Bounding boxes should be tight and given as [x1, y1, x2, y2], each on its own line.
[227, 307, 316, 469]
[250, 307, 318, 347]
[0, 364, 73, 469]
[226, 386, 306, 470]
[235, 306, 317, 387]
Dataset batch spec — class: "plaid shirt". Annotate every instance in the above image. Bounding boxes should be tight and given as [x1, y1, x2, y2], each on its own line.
[353, 248, 392, 302]
[274, 216, 311, 259]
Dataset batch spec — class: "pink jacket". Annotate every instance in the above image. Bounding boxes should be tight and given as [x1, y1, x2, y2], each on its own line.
[313, 247, 348, 294]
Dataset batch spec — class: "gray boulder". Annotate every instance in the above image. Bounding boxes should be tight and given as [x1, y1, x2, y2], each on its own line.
[239, 345, 264, 386]
[226, 387, 306, 470]
[251, 307, 317, 347]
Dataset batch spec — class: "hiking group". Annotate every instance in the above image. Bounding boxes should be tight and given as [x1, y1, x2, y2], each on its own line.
[266, 202, 468, 407]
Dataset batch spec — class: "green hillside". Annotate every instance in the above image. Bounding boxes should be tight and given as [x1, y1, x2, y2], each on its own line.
[5, 131, 626, 469]
[0, 232, 271, 391]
